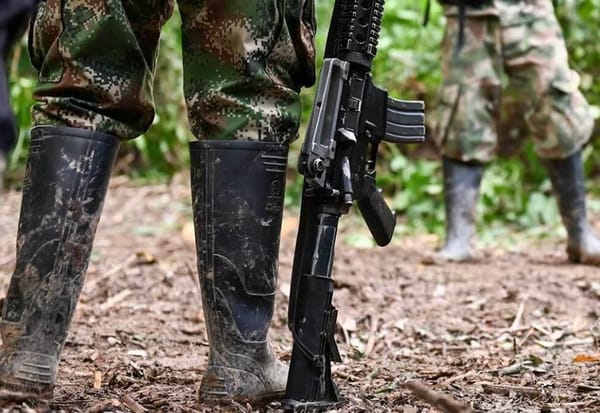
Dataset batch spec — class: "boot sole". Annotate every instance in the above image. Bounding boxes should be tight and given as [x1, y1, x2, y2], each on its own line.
[422, 251, 482, 265]
[198, 365, 286, 407]
[568, 249, 600, 266]
[200, 390, 285, 406]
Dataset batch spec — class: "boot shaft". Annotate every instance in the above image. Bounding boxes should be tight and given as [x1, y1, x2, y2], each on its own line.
[189, 140, 288, 346]
[0, 126, 119, 398]
[544, 151, 588, 238]
[2, 126, 119, 353]
[442, 157, 484, 241]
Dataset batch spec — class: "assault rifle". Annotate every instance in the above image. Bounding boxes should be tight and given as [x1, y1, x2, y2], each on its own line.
[282, 1, 425, 411]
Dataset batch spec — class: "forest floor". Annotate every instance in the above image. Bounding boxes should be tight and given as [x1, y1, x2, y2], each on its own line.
[1, 177, 600, 413]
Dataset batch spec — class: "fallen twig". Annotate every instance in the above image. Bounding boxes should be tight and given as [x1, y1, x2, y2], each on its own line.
[100, 289, 132, 310]
[441, 370, 477, 386]
[122, 394, 147, 413]
[517, 327, 534, 348]
[479, 382, 541, 398]
[364, 314, 379, 357]
[576, 383, 600, 393]
[404, 381, 473, 413]
[510, 297, 527, 331]
[88, 399, 121, 413]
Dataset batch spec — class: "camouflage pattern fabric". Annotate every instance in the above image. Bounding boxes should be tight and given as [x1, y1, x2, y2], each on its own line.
[29, 0, 316, 143]
[434, 0, 594, 162]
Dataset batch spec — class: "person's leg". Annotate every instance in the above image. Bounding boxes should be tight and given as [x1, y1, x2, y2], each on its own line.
[0, 1, 37, 190]
[0, 59, 10, 191]
[0, 30, 15, 190]
[0, 0, 173, 400]
[435, 158, 485, 262]
[429, 12, 502, 263]
[0, 127, 119, 400]
[190, 140, 289, 403]
[178, 0, 316, 403]
[543, 152, 600, 264]
[501, 0, 600, 264]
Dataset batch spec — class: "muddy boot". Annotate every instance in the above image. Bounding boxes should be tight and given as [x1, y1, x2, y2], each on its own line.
[190, 140, 288, 405]
[0, 126, 119, 400]
[544, 151, 600, 265]
[426, 157, 484, 264]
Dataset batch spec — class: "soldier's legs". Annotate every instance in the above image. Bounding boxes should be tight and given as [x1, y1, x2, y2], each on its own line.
[501, 2, 600, 264]
[0, 0, 173, 399]
[178, 0, 315, 403]
[430, 15, 502, 263]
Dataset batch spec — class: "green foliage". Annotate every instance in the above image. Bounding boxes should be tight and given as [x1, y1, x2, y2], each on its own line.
[128, 14, 189, 180]
[7, 1, 600, 239]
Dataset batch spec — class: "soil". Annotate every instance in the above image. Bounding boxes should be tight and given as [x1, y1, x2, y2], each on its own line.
[1, 178, 600, 413]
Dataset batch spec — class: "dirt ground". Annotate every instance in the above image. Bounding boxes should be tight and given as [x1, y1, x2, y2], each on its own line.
[1, 178, 600, 413]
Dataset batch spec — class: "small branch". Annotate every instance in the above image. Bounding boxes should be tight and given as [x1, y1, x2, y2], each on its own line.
[364, 314, 379, 357]
[404, 381, 473, 413]
[100, 289, 132, 311]
[480, 382, 541, 398]
[441, 370, 477, 386]
[576, 384, 600, 393]
[121, 394, 147, 413]
[510, 297, 527, 331]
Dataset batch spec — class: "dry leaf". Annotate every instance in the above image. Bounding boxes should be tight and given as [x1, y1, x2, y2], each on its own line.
[573, 354, 600, 363]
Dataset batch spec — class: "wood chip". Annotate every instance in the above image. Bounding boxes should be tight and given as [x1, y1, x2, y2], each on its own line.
[93, 370, 102, 389]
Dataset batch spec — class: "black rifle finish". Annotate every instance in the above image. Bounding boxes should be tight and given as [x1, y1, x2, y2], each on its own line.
[282, 0, 425, 411]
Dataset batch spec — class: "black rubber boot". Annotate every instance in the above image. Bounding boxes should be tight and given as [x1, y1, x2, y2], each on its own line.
[0, 126, 119, 400]
[190, 140, 289, 405]
[428, 157, 485, 263]
[544, 151, 600, 265]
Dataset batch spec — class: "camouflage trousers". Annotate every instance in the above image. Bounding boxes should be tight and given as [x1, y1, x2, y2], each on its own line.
[434, 0, 593, 162]
[29, 0, 316, 142]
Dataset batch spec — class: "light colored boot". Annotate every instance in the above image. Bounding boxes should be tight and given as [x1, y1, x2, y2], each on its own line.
[544, 150, 600, 265]
[425, 157, 484, 264]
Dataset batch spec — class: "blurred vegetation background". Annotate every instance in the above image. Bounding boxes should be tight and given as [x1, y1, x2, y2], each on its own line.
[6, 1, 600, 242]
